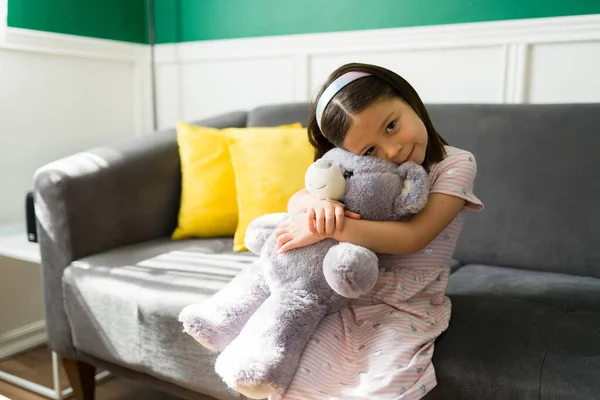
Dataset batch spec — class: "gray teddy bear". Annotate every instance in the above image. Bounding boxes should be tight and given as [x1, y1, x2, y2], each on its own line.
[179, 148, 430, 399]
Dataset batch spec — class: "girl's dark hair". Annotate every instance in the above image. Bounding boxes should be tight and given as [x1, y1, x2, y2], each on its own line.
[307, 62, 447, 170]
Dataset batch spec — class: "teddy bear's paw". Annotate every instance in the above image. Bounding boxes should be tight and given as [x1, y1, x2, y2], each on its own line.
[178, 305, 227, 352]
[394, 162, 430, 215]
[235, 384, 272, 399]
[215, 342, 284, 398]
[324, 243, 379, 298]
[191, 336, 216, 351]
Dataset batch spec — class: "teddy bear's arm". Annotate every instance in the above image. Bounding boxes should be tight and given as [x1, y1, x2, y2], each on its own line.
[244, 213, 290, 255]
[323, 243, 379, 298]
[179, 260, 269, 352]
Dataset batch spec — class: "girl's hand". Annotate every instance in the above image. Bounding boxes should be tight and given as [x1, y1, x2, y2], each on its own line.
[275, 213, 325, 254]
[307, 199, 361, 237]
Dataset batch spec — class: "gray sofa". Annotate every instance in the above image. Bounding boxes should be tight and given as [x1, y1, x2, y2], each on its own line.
[34, 103, 600, 400]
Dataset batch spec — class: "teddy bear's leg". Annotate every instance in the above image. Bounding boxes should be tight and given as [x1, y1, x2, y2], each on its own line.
[214, 290, 328, 399]
[244, 213, 289, 255]
[323, 242, 379, 298]
[179, 260, 269, 352]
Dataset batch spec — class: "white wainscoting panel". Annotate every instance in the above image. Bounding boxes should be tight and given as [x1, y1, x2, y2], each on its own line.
[156, 62, 182, 130]
[155, 14, 600, 129]
[180, 56, 296, 122]
[309, 46, 506, 104]
[527, 41, 600, 103]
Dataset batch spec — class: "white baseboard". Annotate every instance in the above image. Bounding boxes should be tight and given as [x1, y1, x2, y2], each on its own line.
[0, 321, 47, 360]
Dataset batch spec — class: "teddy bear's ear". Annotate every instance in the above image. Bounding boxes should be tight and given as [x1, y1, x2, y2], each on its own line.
[394, 162, 430, 216]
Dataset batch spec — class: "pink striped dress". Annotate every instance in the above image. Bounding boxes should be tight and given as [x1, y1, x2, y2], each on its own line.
[279, 146, 484, 400]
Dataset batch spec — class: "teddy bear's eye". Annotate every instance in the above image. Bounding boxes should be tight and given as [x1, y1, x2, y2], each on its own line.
[343, 170, 354, 179]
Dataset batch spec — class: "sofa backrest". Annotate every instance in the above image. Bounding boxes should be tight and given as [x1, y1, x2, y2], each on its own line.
[247, 103, 311, 128]
[428, 103, 600, 278]
[247, 102, 600, 278]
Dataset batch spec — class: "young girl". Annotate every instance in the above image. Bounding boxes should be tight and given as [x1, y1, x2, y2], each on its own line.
[274, 62, 483, 399]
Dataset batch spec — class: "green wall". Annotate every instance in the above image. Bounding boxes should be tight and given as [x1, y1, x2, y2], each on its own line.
[7, 0, 600, 45]
[154, 0, 600, 44]
[7, 0, 148, 43]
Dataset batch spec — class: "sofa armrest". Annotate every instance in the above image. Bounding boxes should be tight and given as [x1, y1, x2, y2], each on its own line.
[34, 111, 247, 357]
[450, 258, 462, 273]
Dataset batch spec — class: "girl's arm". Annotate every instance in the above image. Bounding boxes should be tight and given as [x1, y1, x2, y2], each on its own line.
[276, 192, 465, 255]
[278, 149, 482, 254]
[287, 188, 312, 214]
[332, 193, 466, 254]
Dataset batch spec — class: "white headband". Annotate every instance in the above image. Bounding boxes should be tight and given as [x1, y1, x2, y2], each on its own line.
[315, 71, 371, 133]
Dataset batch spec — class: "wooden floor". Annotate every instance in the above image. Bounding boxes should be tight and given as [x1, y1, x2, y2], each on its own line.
[0, 345, 186, 400]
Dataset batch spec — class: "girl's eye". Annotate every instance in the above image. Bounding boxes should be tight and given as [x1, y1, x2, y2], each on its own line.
[364, 146, 375, 156]
[386, 120, 396, 134]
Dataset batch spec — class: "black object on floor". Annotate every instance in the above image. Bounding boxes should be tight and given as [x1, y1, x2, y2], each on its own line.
[25, 191, 37, 243]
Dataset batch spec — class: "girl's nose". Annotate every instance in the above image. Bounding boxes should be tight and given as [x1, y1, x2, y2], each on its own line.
[385, 142, 402, 160]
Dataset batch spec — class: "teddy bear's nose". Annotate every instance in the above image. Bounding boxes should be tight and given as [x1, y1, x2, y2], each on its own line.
[343, 170, 354, 179]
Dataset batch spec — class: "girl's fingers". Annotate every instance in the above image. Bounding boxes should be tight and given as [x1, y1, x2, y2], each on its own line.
[334, 206, 345, 234]
[277, 239, 298, 254]
[276, 233, 293, 250]
[306, 208, 317, 234]
[345, 210, 361, 219]
[315, 208, 325, 236]
[275, 226, 287, 236]
[324, 206, 335, 236]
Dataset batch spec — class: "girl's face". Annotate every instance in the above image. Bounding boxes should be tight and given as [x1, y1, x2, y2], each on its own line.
[341, 97, 428, 165]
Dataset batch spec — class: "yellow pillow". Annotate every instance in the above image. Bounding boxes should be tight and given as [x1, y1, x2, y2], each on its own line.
[227, 125, 314, 252]
[172, 122, 305, 243]
[171, 122, 238, 239]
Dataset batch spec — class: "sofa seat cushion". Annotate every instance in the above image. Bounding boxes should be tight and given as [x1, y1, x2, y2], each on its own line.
[426, 264, 600, 400]
[62, 237, 254, 400]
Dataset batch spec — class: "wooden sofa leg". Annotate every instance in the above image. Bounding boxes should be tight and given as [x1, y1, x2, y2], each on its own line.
[62, 357, 96, 400]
